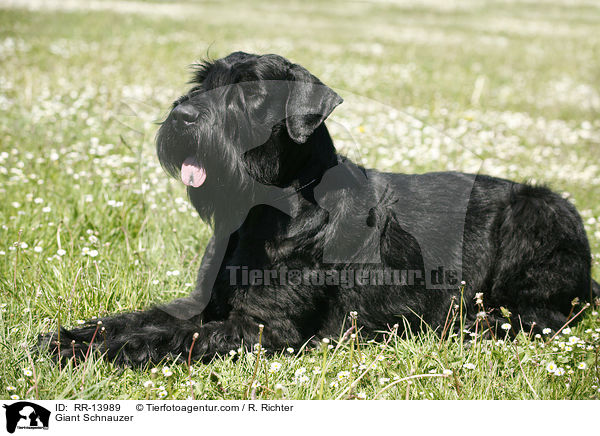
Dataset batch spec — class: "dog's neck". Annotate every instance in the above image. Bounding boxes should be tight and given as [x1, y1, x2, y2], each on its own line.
[210, 124, 338, 238]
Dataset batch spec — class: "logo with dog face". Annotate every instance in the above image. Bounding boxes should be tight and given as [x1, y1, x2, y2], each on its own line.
[2, 402, 50, 433]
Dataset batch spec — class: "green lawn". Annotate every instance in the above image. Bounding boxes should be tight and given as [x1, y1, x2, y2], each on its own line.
[0, 0, 599, 400]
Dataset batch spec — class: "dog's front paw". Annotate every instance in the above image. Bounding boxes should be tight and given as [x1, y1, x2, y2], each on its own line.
[36, 325, 101, 364]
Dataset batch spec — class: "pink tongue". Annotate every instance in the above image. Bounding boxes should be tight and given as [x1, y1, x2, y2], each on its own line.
[181, 157, 207, 187]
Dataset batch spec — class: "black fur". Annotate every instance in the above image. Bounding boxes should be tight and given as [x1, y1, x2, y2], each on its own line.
[38, 52, 599, 367]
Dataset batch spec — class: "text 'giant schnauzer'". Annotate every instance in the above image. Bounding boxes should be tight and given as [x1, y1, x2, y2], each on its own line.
[40, 52, 599, 366]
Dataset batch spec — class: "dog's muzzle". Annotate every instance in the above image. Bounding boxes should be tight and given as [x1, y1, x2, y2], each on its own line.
[164, 103, 208, 188]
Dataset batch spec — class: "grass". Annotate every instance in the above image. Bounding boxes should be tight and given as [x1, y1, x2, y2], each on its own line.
[1, 0, 599, 400]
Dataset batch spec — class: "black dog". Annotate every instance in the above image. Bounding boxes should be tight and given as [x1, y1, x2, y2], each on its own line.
[39, 52, 599, 366]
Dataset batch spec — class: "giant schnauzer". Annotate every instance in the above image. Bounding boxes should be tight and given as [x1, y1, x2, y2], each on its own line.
[39, 52, 599, 366]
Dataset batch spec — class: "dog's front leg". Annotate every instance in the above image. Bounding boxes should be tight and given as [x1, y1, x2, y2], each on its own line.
[37, 235, 237, 366]
[37, 307, 204, 366]
[38, 307, 263, 366]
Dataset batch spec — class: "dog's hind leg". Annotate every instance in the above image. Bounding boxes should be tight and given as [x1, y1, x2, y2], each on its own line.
[487, 184, 592, 332]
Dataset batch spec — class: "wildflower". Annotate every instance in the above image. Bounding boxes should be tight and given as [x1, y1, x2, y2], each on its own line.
[162, 366, 173, 377]
[34, 246, 42, 253]
[356, 392, 366, 399]
[23, 369, 33, 377]
[534, 333, 541, 339]
[10, 395, 19, 400]
[228, 350, 236, 356]
[329, 381, 338, 388]
[251, 380, 261, 388]
[562, 327, 571, 335]
[463, 363, 476, 370]
[158, 390, 167, 398]
[337, 371, 350, 380]
[554, 367, 565, 376]
[500, 323, 511, 331]
[568, 336, 580, 344]
[57, 249, 66, 256]
[442, 369, 453, 376]
[476, 311, 486, 320]
[269, 362, 282, 373]
[143, 380, 154, 388]
[474, 292, 483, 304]
[42, 206, 51, 213]
[294, 368, 307, 380]
[379, 377, 390, 385]
[88, 249, 98, 257]
[546, 362, 557, 373]
[296, 375, 310, 384]
[6, 386, 16, 391]
[578, 362, 587, 370]
[286, 347, 294, 354]
[20, 242, 28, 249]
[312, 368, 321, 375]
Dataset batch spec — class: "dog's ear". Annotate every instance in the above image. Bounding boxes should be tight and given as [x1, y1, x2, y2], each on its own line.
[285, 63, 343, 144]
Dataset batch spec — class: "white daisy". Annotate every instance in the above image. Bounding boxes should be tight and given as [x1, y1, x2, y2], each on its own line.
[337, 371, 350, 380]
[269, 362, 282, 373]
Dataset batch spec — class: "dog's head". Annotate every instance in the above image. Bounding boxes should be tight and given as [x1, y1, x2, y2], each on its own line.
[156, 52, 342, 222]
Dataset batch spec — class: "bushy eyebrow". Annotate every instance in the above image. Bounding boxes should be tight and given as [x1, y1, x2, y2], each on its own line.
[172, 86, 203, 107]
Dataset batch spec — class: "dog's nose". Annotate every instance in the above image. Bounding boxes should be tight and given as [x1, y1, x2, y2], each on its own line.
[171, 103, 199, 125]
